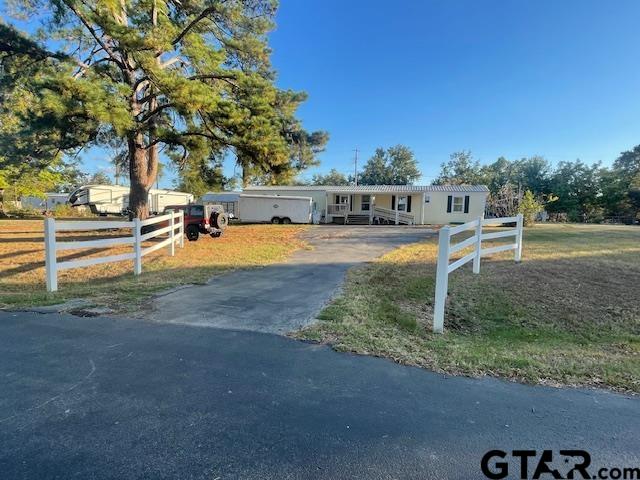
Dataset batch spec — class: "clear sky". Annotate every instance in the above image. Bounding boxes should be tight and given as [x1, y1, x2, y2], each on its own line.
[8, 0, 640, 186]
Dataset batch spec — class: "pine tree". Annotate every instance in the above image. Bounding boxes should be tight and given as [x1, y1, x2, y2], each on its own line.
[0, 2, 327, 218]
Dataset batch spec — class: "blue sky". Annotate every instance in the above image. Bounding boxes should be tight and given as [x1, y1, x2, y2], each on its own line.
[268, 0, 640, 185]
[7, 0, 640, 186]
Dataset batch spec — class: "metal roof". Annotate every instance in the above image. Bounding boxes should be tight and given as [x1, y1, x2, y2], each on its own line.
[244, 185, 489, 193]
[200, 191, 241, 201]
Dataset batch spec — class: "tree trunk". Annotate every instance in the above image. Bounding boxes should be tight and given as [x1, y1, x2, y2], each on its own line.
[128, 133, 157, 220]
[242, 164, 251, 188]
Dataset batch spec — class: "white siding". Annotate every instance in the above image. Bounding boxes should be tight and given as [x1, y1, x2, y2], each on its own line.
[423, 192, 487, 224]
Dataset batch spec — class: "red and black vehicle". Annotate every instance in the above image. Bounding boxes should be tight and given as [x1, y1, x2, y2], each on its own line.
[152, 204, 228, 241]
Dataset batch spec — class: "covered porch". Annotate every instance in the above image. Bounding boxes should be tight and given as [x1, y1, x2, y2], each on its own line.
[324, 192, 418, 225]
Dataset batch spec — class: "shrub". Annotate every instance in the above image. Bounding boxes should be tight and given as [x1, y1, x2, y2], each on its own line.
[52, 204, 90, 217]
[518, 190, 543, 226]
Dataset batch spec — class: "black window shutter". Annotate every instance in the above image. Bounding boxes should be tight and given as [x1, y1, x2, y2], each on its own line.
[407, 195, 412, 213]
[335, 194, 339, 204]
[447, 195, 452, 213]
[391, 195, 396, 210]
[464, 195, 470, 213]
[350, 195, 353, 211]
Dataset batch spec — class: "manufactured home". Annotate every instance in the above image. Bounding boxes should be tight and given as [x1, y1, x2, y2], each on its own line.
[242, 185, 489, 225]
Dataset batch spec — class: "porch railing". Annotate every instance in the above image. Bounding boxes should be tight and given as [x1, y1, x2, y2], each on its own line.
[373, 206, 414, 225]
[327, 203, 348, 215]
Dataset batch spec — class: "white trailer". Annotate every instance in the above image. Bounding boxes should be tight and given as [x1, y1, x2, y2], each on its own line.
[19, 196, 46, 210]
[149, 190, 194, 213]
[68, 185, 193, 215]
[200, 191, 241, 218]
[238, 194, 313, 224]
[21, 193, 73, 211]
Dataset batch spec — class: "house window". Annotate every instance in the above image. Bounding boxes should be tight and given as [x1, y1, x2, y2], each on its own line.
[338, 195, 349, 205]
[361, 195, 371, 211]
[397, 195, 407, 212]
[424, 195, 430, 203]
[452, 196, 464, 213]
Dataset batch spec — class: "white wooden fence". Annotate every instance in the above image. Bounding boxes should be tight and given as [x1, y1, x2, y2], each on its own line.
[432, 214, 523, 333]
[44, 210, 184, 292]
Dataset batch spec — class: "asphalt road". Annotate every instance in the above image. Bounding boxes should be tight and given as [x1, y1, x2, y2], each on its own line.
[146, 226, 435, 333]
[1, 311, 638, 479]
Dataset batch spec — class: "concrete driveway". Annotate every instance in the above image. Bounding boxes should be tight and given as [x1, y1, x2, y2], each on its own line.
[146, 225, 435, 334]
[1, 311, 638, 480]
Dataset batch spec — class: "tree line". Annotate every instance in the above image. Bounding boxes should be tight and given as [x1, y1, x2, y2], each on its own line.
[434, 149, 640, 222]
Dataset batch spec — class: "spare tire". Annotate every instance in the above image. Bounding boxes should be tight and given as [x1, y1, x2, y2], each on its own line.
[211, 211, 228, 230]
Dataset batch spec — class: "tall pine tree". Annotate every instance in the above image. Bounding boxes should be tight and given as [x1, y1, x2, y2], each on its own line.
[0, 2, 327, 218]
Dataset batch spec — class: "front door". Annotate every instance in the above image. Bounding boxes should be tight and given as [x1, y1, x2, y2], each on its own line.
[360, 195, 371, 212]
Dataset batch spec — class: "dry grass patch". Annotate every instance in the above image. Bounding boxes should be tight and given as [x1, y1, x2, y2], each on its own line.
[0, 219, 308, 312]
[296, 223, 640, 393]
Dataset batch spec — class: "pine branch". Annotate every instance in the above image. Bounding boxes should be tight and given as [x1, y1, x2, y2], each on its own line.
[62, 0, 128, 74]
[172, 6, 220, 45]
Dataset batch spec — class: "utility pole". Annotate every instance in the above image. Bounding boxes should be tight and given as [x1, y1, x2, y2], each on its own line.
[353, 148, 359, 186]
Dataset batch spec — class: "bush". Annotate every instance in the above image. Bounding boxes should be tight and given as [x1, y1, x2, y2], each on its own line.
[2, 205, 41, 218]
[518, 190, 543, 226]
[52, 204, 90, 218]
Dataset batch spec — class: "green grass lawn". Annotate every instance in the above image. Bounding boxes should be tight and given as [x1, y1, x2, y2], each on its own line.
[295, 223, 640, 393]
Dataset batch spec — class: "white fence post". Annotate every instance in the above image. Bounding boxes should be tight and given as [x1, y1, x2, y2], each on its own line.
[168, 210, 175, 256]
[44, 217, 58, 292]
[515, 213, 523, 262]
[133, 218, 142, 275]
[395, 209, 399, 225]
[178, 210, 184, 248]
[473, 216, 483, 274]
[433, 226, 450, 333]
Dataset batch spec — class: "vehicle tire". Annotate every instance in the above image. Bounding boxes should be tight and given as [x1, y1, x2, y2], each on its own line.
[186, 224, 199, 241]
[271, 217, 281, 224]
[211, 212, 229, 230]
[281, 217, 291, 225]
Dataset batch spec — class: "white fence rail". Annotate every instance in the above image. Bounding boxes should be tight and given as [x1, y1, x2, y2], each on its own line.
[45, 210, 184, 292]
[432, 214, 523, 333]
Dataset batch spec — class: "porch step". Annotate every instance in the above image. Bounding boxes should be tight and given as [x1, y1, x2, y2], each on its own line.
[346, 214, 371, 225]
